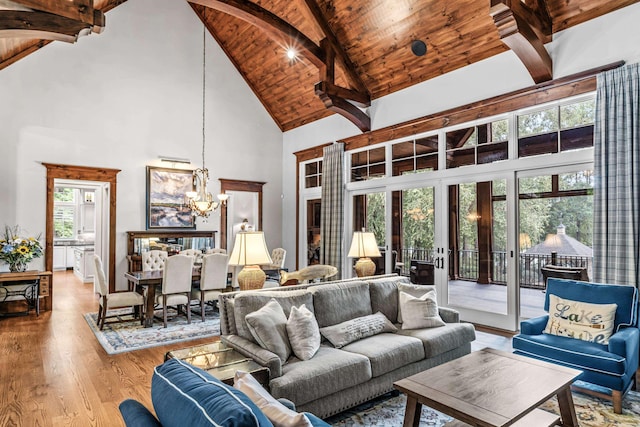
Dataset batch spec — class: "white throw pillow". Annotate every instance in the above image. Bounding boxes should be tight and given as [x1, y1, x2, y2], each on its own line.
[399, 290, 446, 329]
[544, 294, 617, 345]
[319, 312, 397, 348]
[245, 298, 292, 362]
[234, 370, 312, 427]
[397, 283, 437, 323]
[286, 304, 321, 360]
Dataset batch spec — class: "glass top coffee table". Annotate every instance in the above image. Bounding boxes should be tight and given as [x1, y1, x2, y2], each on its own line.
[394, 348, 581, 427]
[165, 341, 270, 387]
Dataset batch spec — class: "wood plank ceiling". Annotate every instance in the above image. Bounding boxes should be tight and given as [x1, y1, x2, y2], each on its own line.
[2, 0, 638, 132]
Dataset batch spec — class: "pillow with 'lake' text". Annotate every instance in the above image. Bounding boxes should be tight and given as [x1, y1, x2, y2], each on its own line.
[544, 294, 617, 345]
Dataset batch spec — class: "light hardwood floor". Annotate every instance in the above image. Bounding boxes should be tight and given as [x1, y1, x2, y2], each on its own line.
[0, 271, 217, 426]
[0, 271, 515, 426]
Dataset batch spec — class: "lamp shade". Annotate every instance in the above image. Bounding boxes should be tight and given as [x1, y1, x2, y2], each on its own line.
[228, 231, 273, 266]
[347, 232, 381, 258]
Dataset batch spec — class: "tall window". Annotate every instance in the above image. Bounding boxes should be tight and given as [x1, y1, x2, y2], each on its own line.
[53, 188, 76, 239]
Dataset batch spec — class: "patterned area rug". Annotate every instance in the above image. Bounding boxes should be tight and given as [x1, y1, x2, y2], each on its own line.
[327, 390, 640, 426]
[84, 308, 220, 355]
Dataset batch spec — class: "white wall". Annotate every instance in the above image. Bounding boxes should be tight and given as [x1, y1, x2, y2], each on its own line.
[281, 2, 640, 269]
[0, 0, 283, 289]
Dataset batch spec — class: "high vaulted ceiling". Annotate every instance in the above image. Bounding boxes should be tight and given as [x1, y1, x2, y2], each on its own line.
[1, 0, 638, 131]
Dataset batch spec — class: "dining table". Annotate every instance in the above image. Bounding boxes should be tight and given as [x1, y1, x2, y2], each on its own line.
[125, 268, 201, 328]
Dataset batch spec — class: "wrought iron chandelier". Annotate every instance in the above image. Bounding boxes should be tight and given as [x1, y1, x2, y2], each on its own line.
[186, 26, 229, 218]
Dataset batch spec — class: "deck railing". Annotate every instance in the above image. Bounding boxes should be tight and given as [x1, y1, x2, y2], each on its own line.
[397, 248, 591, 289]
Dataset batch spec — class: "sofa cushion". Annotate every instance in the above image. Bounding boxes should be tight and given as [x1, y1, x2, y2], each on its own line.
[399, 290, 446, 329]
[398, 322, 476, 358]
[544, 294, 617, 345]
[269, 346, 372, 406]
[234, 290, 313, 341]
[311, 281, 372, 328]
[319, 312, 397, 348]
[152, 359, 273, 427]
[368, 276, 409, 322]
[245, 299, 292, 362]
[286, 304, 321, 360]
[397, 283, 436, 323]
[513, 333, 626, 376]
[340, 333, 425, 377]
[234, 370, 313, 427]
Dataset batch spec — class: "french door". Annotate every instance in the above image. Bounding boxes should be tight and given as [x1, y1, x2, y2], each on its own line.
[348, 175, 518, 330]
[440, 174, 517, 330]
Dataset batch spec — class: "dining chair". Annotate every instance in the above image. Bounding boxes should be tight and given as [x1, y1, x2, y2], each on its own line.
[205, 248, 227, 255]
[155, 254, 193, 328]
[180, 248, 203, 264]
[191, 253, 228, 321]
[267, 247, 286, 270]
[141, 250, 168, 272]
[93, 254, 144, 330]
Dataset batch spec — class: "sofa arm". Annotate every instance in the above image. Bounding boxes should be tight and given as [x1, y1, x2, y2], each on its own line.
[520, 315, 548, 335]
[222, 334, 283, 378]
[119, 399, 162, 427]
[438, 307, 459, 323]
[608, 327, 640, 367]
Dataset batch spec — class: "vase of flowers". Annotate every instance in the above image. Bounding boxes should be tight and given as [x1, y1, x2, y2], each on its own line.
[0, 225, 43, 272]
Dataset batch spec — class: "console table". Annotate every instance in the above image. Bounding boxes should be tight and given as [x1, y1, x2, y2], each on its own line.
[0, 270, 52, 316]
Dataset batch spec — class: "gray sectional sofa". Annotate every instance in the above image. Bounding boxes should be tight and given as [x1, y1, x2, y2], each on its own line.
[218, 274, 476, 419]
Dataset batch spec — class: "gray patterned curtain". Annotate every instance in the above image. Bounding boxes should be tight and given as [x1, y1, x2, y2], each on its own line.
[320, 143, 345, 279]
[593, 63, 640, 286]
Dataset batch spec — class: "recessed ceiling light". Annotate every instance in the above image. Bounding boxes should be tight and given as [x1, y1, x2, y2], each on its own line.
[286, 48, 297, 60]
[411, 40, 427, 57]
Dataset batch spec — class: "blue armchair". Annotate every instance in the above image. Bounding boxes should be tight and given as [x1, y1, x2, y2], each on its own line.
[513, 278, 639, 414]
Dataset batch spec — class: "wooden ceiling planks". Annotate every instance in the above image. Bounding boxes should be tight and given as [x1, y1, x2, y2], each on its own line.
[1, 0, 638, 131]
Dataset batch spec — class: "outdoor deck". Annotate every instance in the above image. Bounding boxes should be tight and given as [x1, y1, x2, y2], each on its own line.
[447, 279, 546, 320]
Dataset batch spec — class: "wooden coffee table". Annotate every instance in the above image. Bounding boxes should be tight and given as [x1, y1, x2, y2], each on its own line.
[394, 348, 581, 427]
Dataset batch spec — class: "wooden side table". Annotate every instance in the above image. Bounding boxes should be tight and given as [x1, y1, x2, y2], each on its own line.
[165, 342, 270, 388]
[0, 270, 52, 316]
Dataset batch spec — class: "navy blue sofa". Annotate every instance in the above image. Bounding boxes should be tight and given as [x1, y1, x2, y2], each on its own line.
[119, 358, 329, 427]
[513, 278, 639, 413]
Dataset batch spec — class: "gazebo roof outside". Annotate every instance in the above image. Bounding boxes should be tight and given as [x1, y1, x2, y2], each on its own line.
[525, 225, 593, 256]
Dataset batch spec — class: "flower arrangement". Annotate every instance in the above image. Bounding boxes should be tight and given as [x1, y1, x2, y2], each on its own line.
[0, 225, 43, 272]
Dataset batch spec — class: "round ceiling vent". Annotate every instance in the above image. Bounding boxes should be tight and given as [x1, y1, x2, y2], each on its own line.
[411, 40, 427, 57]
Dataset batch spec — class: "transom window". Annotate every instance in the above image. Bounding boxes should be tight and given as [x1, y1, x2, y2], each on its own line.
[304, 160, 323, 188]
[517, 99, 595, 158]
[446, 118, 509, 169]
[392, 135, 438, 176]
[351, 147, 385, 181]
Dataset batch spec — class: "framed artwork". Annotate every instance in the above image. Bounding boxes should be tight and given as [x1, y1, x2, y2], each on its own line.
[146, 166, 195, 229]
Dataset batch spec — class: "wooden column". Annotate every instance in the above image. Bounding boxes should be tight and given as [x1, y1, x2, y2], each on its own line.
[477, 181, 494, 284]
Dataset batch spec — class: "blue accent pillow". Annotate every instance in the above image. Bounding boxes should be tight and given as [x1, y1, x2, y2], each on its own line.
[152, 359, 274, 427]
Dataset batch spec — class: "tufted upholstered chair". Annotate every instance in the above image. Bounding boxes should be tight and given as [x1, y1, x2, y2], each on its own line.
[191, 253, 228, 321]
[142, 250, 168, 272]
[268, 248, 286, 269]
[180, 248, 203, 264]
[93, 254, 144, 330]
[205, 248, 227, 255]
[155, 254, 193, 328]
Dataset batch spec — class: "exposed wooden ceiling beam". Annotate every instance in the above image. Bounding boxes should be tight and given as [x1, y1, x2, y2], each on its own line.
[188, 0, 325, 68]
[301, 0, 368, 96]
[0, 10, 99, 42]
[5, 0, 95, 25]
[490, 0, 552, 83]
[315, 84, 370, 133]
[190, 0, 371, 132]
